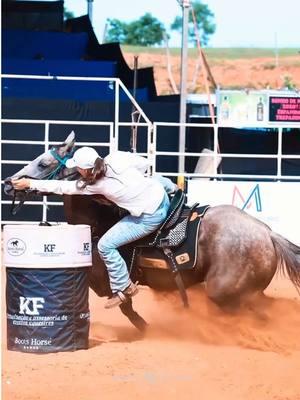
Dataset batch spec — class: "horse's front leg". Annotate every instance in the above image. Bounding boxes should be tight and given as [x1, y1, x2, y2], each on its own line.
[119, 299, 148, 332]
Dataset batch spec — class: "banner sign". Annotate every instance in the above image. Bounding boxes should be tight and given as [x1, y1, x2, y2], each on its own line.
[4, 224, 92, 268]
[187, 180, 300, 246]
[217, 90, 268, 127]
[6, 267, 90, 353]
[217, 90, 300, 127]
[269, 96, 300, 123]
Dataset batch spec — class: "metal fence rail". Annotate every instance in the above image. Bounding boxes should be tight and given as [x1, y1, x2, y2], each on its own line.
[2, 75, 300, 224]
[152, 121, 300, 181]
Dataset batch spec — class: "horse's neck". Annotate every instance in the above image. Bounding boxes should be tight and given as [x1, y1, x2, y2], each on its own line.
[63, 194, 121, 239]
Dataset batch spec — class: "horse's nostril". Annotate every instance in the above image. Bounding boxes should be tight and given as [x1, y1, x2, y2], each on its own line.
[3, 178, 14, 195]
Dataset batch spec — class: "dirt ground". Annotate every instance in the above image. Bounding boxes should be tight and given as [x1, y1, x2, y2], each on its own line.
[123, 52, 300, 94]
[2, 271, 300, 400]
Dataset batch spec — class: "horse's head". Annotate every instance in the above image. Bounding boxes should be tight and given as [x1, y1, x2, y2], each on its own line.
[4, 131, 77, 213]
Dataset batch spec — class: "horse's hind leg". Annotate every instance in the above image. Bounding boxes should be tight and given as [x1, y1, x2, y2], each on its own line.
[205, 271, 252, 311]
[206, 282, 242, 312]
[205, 275, 270, 314]
[119, 299, 148, 332]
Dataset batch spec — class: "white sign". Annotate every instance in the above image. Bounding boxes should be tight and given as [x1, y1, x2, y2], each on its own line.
[3, 224, 92, 268]
[188, 181, 300, 245]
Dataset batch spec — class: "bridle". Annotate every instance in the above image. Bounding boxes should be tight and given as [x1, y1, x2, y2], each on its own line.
[10, 147, 77, 215]
[48, 148, 76, 179]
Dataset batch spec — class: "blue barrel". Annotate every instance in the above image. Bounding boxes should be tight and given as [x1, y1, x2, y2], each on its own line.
[4, 224, 92, 353]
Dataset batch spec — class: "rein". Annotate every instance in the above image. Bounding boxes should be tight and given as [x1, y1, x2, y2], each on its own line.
[10, 147, 77, 215]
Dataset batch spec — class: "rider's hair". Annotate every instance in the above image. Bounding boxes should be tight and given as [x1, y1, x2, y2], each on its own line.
[76, 157, 107, 188]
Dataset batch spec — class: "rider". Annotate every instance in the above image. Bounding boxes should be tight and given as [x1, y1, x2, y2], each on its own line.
[12, 147, 177, 309]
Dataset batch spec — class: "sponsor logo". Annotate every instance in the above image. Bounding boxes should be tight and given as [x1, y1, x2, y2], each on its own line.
[33, 243, 65, 257]
[44, 243, 56, 253]
[77, 242, 91, 256]
[14, 336, 52, 350]
[232, 184, 262, 212]
[19, 296, 45, 316]
[6, 238, 26, 256]
[83, 242, 90, 252]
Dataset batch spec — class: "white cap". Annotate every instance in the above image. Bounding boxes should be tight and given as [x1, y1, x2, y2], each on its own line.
[66, 147, 100, 169]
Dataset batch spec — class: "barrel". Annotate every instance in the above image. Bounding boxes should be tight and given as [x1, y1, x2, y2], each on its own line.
[3, 224, 92, 353]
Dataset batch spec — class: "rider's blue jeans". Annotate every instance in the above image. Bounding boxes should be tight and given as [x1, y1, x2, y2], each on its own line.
[97, 192, 170, 293]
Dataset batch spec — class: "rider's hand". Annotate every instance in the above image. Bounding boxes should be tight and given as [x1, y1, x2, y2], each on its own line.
[11, 178, 31, 190]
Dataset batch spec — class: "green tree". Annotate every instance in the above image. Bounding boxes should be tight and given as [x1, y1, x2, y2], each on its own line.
[105, 18, 128, 43]
[64, 7, 75, 20]
[106, 13, 166, 46]
[171, 1, 216, 46]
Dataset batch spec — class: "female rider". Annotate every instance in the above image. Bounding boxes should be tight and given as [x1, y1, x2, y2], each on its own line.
[12, 147, 176, 309]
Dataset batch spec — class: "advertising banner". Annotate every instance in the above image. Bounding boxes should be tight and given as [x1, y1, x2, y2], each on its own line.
[6, 267, 90, 353]
[269, 96, 300, 123]
[4, 224, 92, 268]
[217, 90, 268, 127]
[217, 90, 300, 127]
[188, 181, 300, 245]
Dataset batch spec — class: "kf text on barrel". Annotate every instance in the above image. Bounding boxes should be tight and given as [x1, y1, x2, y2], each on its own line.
[3, 224, 92, 353]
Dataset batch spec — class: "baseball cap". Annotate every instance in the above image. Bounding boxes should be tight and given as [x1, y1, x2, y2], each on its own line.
[66, 147, 100, 169]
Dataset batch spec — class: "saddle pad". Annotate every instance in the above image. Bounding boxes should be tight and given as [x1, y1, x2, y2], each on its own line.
[137, 205, 209, 271]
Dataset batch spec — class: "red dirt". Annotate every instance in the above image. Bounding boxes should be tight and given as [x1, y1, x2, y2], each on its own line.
[2, 273, 300, 400]
[123, 52, 300, 94]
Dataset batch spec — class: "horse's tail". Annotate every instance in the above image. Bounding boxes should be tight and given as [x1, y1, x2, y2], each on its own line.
[270, 232, 300, 292]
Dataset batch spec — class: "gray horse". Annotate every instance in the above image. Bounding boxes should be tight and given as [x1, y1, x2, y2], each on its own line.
[4, 132, 300, 330]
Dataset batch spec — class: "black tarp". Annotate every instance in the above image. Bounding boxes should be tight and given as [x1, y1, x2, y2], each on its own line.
[6, 267, 89, 353]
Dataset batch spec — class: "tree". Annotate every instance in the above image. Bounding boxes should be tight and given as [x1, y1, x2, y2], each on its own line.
[105, 18, 128, 43]
[171, 1, 216, 46]
[64, 7, 75, 20]
[105, 13, 166, 46]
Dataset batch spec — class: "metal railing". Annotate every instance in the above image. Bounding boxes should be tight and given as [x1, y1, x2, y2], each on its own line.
[2, 75, 300, 224]
[1, 75, 153, 223]
[152, 122, 300, 181]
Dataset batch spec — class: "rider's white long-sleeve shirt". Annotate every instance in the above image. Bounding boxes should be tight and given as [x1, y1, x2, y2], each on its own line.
[29, 151, 165, 217]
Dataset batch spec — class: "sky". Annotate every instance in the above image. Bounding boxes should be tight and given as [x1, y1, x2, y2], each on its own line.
[63, 0, 300, 48]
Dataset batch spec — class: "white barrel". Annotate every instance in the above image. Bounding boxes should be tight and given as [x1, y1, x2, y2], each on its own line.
[3, 224, 92, 353]
[4, 224, 92, 268]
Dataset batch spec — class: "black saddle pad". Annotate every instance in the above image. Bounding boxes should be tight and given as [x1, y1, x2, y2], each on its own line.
[136, 205, 209, 271]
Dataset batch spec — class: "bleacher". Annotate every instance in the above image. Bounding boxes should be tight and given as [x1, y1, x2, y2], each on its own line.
[2, 19, 151, 102]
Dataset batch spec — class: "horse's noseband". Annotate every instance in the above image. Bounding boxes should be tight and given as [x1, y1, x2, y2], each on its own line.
[48, 148, 75, 180]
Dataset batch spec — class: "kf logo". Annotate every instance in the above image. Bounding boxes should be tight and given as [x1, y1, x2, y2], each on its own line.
[19, 297, 45, 315]
[44, 244, 56, 252]
[83, 242, 90, 252]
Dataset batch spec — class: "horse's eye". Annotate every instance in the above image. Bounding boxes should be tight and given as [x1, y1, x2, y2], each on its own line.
[38, 162, 48, 169]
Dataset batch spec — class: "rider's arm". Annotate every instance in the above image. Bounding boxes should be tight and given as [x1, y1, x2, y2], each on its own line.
[28, 179, 97, 195]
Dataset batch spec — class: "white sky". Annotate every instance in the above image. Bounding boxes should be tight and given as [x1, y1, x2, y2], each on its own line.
[63, 0, 300, 47]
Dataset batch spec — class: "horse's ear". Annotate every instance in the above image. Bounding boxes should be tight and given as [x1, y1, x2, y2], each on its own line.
[59, 131, 76, 155]
[64, 131, 76, 148]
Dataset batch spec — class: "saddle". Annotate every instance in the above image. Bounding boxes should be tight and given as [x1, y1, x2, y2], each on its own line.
[132, 189, 209, 307]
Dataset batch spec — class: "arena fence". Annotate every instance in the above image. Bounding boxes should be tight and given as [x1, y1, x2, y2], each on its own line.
[1, 75, 300, 227]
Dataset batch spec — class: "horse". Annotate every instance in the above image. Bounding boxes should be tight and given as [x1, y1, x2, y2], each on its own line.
[4, 132, 300, 332]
